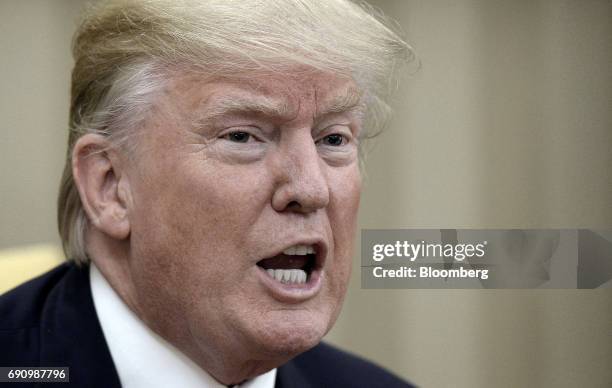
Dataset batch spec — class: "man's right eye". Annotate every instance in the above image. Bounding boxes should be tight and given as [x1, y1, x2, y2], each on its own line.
[223, 131, 252, 143]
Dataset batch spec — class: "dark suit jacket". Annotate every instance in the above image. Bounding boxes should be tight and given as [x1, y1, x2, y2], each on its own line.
[0, 263, 413, 387]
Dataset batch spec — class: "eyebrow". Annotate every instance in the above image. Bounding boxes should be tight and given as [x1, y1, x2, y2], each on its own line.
[317, 87, 365, 117]
[197, 95, 296, 123]
[195, 86, 365, 126]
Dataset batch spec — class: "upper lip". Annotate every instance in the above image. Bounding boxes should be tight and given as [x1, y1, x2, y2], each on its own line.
[258, 237, 328, 271]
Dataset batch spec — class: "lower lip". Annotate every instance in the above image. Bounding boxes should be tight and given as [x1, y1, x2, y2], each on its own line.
[256, 266, 323, 303]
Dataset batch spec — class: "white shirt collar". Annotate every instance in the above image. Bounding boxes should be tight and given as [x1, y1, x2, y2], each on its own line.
[90, 264, 277, 388]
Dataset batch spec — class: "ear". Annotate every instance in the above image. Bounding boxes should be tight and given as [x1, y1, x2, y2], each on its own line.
[72, 134, 131, 240]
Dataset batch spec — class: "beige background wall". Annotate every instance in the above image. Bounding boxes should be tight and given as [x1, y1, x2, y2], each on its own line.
[1, 1, 611, 387]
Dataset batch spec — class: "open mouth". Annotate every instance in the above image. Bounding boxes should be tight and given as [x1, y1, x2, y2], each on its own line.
[256, 244, 319, 285]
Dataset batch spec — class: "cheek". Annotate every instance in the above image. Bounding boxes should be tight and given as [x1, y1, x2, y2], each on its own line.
[135, 159, 266, 230]
[327, 166, 362, 289]
[126, 160, 276, 323]
[128, 159, 274, 280]
[329, 165, 362, 238]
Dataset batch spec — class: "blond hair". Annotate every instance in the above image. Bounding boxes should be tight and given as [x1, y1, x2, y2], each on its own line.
[58, 0, 413, 262]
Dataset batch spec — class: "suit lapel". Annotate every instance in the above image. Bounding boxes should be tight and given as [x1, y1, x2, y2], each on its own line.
[275, 358, 312, 388]
[38, 263, 122, 388]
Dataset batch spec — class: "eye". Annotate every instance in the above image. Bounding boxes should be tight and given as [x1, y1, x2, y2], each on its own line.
[223, 131, 252, 143]
[318, 134, 347, 147]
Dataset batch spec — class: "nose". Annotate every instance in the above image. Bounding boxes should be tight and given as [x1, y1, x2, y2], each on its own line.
[271, 134, 330, 214]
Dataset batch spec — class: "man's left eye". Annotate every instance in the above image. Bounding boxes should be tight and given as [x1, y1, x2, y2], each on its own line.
[318, 134, 347, 146]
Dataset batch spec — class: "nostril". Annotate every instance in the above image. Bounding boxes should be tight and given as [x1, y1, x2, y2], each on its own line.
[271, 171, 330, 213]
[286, 201, 300, 210]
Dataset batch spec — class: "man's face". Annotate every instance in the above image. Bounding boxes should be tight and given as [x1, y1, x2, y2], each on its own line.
[121, 69, 363, 365]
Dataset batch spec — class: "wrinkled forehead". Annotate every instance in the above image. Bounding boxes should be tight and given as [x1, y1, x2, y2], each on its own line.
[164, 69, 366, 123]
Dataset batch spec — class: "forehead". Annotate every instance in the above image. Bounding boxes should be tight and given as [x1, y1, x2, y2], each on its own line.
[166, 70, 364, 121]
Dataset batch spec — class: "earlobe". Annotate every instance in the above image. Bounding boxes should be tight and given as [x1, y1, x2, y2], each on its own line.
[72, 134, 131, 240]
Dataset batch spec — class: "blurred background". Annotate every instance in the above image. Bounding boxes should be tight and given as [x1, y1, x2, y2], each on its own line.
[1, 1, 611, 387]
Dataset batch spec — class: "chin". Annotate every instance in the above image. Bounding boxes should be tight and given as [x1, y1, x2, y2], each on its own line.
[247, 310, 332, 358]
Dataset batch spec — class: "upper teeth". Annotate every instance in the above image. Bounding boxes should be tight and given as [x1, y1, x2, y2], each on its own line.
[283, 245, 315, 256]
